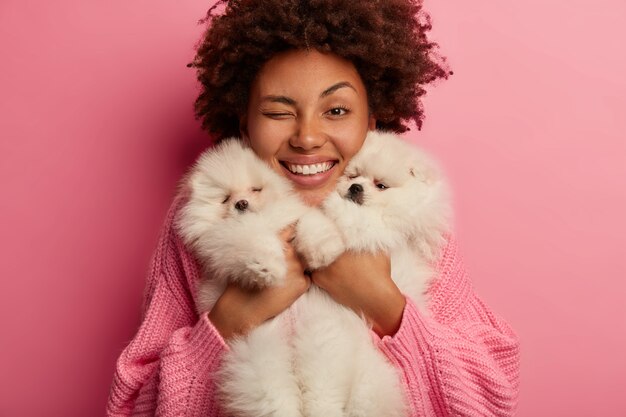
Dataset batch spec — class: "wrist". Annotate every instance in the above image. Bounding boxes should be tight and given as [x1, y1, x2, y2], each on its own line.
[208, 301, 235, 340]
[208, 291, 257, 340]
[369, 288, 406, 337]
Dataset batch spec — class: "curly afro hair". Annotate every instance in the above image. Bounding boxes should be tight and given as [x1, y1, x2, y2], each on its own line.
[188, 0, 451, 140]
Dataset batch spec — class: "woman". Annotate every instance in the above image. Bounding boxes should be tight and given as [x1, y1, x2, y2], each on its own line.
[107, 0, 520, 415]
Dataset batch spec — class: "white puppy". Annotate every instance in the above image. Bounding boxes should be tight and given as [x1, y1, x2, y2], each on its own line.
[176, 139, 308, 417]
[297, 129, 451, 305]
[294, 130, 451, 417]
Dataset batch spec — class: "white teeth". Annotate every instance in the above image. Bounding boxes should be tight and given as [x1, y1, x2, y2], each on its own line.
[287, 162, 332, 175]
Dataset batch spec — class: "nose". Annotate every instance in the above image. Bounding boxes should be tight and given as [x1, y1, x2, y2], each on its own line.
[349, 183, 363, 195]
[347, 183, 364, 204]
[289, 115, 326, 151]
[235, 199, 248, 212]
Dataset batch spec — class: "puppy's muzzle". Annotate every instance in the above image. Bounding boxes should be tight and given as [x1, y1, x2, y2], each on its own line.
[347, 183, 364, 205]
[235, 199, 249, 212]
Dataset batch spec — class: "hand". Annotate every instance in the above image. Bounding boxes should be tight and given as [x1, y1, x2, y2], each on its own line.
[310, 251, 406, 337]
[208, 225, 310, 340]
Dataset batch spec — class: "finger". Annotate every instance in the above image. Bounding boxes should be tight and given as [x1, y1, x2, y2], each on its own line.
[279, 224, 296, 243]
[264, 272, 310, 307]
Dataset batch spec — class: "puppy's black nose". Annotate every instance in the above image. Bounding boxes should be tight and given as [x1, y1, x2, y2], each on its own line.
[349, 183, 363, 195]
[235, 199, 249, 212]
[347, 183, 364, 205]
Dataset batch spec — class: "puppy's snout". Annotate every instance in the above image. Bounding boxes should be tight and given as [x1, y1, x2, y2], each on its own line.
[235, 199, 249, 212]
[347, 183, 364, 205]
[349, 183, 363, 195]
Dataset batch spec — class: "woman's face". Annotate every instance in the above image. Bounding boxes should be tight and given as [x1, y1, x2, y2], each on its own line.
[242, 49, 375, 206]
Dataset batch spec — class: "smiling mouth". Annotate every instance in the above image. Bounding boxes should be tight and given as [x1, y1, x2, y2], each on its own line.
[282, 161, 335, 175]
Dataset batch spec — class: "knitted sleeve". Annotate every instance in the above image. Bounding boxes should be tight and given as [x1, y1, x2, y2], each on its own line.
[106, 195, 228, 417]
[376, 236, 520, 416]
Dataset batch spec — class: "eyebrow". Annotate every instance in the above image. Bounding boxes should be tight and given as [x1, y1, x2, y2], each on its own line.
[320, 81, 357, 97]
[260, 95, 297, 106]
[260, 81, 357, 106]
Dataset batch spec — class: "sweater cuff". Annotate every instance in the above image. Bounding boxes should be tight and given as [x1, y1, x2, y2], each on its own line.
[164, 312, 229, 366]
[372, 296, 432, 361]
[191, 311, 228, 351]
[155, 314, 229, 415]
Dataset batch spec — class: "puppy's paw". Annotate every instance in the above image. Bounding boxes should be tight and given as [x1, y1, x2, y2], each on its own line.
[244, 255, 286, 288]
[295, 210, 344, 269]
[239, 238, 287, 288]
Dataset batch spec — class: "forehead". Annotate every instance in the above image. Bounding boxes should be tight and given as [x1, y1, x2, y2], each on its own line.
[251, 49, 367, 97]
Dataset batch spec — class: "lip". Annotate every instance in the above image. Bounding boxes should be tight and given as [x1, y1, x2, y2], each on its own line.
[279, 160, 338, 188]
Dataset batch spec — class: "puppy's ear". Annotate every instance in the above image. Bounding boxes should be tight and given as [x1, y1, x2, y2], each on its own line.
[409, 160, 437, 184]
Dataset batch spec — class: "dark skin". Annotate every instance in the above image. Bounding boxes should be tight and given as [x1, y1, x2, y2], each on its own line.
[310, 250, 405, 337]
[209, 227, 312, 338]
[208, 50, 406, 340]
[209, 228, 406, 339]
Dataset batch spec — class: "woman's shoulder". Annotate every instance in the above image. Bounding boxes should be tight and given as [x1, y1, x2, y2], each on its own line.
[150, 191, 189, 264]
[147, 191, 202, 308]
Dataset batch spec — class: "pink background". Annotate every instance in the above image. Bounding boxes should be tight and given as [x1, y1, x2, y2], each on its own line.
[1, 0, 625, 415]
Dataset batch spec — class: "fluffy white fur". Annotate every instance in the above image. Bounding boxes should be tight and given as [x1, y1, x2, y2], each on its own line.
[177, 139, 308, 417]
[176, 132, 451, 417]
[177, 139, 308, 308]
[297, 130, 451, 306]
[293, 130, 451, 417]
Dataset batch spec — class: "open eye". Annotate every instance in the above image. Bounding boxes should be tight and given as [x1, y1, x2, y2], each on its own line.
[326, 106, 350, 117]
[222, 195, 231, 204]
[375, 182, 388, 190]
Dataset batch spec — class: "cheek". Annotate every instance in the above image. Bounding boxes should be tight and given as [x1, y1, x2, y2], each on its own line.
[332, 125, 368, 160]
[338, 139, 365, 162]
[248, 134, 280, 163]
[245, 117, 285, 161]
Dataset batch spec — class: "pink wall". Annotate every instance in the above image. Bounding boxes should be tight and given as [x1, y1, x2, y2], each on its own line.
[1, 0, 624, 415]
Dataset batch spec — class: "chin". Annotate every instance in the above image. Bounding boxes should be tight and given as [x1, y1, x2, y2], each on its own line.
[297, 187, 333, 207]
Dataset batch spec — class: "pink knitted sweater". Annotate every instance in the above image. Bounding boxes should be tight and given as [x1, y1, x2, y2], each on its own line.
[107, 194, 520, 416]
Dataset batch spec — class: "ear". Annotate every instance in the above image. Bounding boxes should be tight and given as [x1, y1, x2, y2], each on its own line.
[367, 114, 377, 130]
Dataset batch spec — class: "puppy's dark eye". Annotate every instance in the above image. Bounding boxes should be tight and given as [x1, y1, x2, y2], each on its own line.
[222, 195, 231, 204]
[375, 182, 388, 190]
[252, 187, 262, 192]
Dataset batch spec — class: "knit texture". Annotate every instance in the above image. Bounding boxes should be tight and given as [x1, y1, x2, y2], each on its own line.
[106, 194, 520, 416]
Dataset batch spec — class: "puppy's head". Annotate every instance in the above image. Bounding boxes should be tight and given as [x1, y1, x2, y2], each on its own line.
[335, 130, 449, 242]
[177, 139, 293, 244]
[338, 131, 438, 208]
